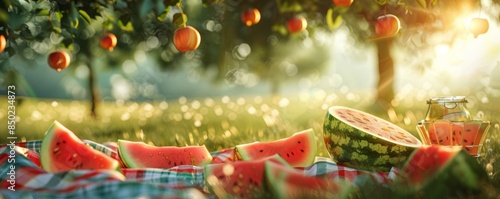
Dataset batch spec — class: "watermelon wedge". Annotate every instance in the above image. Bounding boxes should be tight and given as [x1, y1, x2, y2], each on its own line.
[323, 106, 422, 171]
[264, 161, 351, 199]
[204, 154, 291, 198]
[396, 145, 489, 197]
[117, 140, 212, 168]
[40, 121, 121, 172]
[235, 129, 317, 167]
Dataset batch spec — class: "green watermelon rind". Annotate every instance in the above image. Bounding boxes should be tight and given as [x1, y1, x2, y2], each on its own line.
[40, 121, 121, 173]
[117, 139, 212, 168]
[235, 129, 317, 167]
[40, 121, 63, 172]
[264, 161, 354, 199]
[323, 106, 422, 171]
[394, 147, 489, 197]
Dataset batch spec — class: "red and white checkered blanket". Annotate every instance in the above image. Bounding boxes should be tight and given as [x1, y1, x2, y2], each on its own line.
[0, 140, 399, 198]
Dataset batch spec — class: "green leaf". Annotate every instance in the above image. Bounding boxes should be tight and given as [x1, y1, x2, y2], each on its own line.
[11, 0, 33, 12]
[37, 9, 50, 16]
[118, 20, 134, 32]
[140, 0, 154, 19]
[416, 0, 426, 8]
[157, 7, 171, 21]
[33, 0, 51, 10]
[173, 13, 187, 28]
[103, 20, 114, 31]
[164, 0, 180, 6]
[79, 10, 92, 24]
[50, 11, 63, 33]
[326, 8, 343, 30]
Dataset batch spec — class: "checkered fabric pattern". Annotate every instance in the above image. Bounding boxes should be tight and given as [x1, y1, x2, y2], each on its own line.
[0, 141, 398, 198]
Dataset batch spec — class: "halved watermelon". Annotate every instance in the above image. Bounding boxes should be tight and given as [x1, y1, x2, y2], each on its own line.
[396, 145, 488, 197]
[204, 154, 291, 198]
[264, 161, 351, 199]
[323, 106, 422, 171]
[40, 121, 121, 172]
[117, 140, 212, 168]
[234, 129, 317, 167]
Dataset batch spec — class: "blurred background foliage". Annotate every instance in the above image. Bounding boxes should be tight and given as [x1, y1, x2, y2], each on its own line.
[1, 0, 500, 117]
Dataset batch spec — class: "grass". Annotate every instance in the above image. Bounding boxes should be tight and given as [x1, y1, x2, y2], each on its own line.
[1, 91, 499, 190]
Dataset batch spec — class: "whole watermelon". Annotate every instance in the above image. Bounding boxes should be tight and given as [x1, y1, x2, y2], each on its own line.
[323, 106, 422, 171]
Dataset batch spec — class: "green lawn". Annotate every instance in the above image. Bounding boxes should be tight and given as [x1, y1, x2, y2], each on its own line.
[1, 92, 499, 189]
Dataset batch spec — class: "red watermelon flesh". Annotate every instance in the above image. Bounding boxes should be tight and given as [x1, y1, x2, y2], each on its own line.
[204, 154, 291, 198]
[425, 120, 489, 156]
[398, 145, 489, 197]
[40, 121, 121, 172]
[401, 145, 459, 184]
[235, 129, 316, 167]
[264, 161, 346, 199]
[427, 120, 452, 145]
[117, 140, 212, 168]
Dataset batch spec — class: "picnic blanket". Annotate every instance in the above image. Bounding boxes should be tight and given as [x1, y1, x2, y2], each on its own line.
[0, 140, 399, 198]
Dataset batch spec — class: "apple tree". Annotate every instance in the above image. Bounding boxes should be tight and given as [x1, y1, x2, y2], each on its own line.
[1, 0, 498, 117]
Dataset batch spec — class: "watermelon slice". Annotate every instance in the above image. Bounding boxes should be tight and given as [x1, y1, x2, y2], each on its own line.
[421, 120, 490, 156]
[40, 121, 121, 172]
[396, 145, 488, 197]
[117, 140, 212, 168]
[323, 106, 422, 171]
[204, 154, 291, 198]
[264, 161, 351, 199]
[234, 129, 317, 167]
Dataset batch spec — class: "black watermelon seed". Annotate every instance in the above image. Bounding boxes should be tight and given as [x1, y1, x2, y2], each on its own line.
[291, 152, 294, 155]
[300, 149, 304, 152]
[286, 153, 290, 158]
[259, 150, 263, 152]
[464, 139, 468, 143]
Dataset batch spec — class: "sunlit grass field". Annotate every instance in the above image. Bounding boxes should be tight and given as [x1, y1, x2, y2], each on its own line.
[1, 91, 499, 188]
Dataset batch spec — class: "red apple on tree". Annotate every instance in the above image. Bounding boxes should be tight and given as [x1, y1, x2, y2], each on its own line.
[287, 16, 307, 34]
[0, 35, 6, 53]
[333, 0, 354, 7]
[100, 33, 118, 51]
[467, 17, 489, 38]
[375, 14, 401, 38]
[241, 8, 261, 27]
[48, 50, 71, 72]
[173, 26, 201, 52]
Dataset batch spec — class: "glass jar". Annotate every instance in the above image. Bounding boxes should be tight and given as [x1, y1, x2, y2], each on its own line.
[416, 96, 491, 157]
[424, 96, 472, 122]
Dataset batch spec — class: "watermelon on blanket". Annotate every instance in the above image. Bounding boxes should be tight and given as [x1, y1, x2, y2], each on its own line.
[396, 145, 488, 197]
[117, 140, 212, 168]
[234, 129, 316, 167]
[264, 161, 351, 199]
[204, 154, 291, 198]
[40, 121, 121, 172]
[323, 106, 422, 171]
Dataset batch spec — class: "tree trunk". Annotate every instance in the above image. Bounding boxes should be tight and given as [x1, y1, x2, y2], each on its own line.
[375, 38, 395, 107]
[87, 62, 99, 118]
